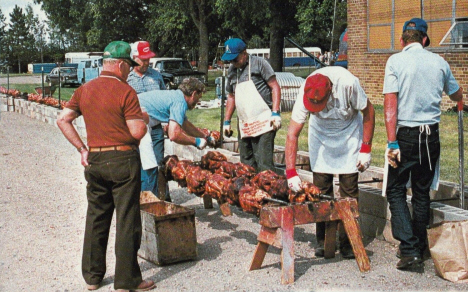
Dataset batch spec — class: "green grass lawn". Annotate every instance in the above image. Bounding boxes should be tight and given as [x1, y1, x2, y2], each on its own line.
[3, 71, 467, 184]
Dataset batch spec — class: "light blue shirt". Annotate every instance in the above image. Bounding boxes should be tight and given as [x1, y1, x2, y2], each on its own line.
[137, 90, 187, 126]
[127, 68, 166, 94]
[383, 43, 460, 127]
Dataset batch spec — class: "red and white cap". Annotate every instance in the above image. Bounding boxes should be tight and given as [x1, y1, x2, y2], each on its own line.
[130, 41, 156, 60]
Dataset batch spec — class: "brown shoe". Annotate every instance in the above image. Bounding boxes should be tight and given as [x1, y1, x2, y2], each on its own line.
[134, 280, 156, 291]
[87, 283, 100, 290]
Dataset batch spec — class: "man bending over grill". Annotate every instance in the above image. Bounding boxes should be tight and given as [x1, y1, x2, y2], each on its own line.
[285, 67, 375, 259]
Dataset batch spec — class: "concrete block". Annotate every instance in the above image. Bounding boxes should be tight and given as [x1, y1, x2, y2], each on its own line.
[360, 213, 387, 240]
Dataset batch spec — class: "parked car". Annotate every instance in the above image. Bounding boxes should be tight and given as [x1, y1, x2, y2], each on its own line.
[45, 67, 79, 87]
[149, 58, 206, 89]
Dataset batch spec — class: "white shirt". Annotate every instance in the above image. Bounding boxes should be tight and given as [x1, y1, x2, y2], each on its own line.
[291, 66, 368, 174]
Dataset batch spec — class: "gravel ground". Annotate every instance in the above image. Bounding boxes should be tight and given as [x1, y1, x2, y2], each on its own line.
[0, 111, 467, 292]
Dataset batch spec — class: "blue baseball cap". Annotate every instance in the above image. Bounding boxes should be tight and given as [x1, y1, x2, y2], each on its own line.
[402, 18, 430, 46]
[221, 38, 247, 61]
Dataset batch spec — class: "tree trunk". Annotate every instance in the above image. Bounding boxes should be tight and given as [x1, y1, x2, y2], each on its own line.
[198, 18, 209, 83]
[269, 0, 285, 72]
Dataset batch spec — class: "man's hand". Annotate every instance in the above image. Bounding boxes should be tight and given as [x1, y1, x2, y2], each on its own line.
[223, 120, 233, 137]
[386, 141, 401, 168]
[270, 111, 281, 131]
[356, 143, 371, 172]
[206, 136, 217, 148]
[286, 169, 302, 192]
[195, 137, 208, 150]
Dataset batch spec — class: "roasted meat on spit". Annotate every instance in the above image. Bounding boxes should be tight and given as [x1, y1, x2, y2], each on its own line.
[223, 176, 251, 206]
[161, 155, 179, 181]
[214, 161, 237, 178]
[186, 165, 212, 196]
[171, 160, 193, 187]
[204, 174, 229, 202]
[233, 162, 256, 179]
[200, 151, 227, 170]
[288, 181, 322, 203]
[251, 170, 280, 193]
[239, 186, 271, 216]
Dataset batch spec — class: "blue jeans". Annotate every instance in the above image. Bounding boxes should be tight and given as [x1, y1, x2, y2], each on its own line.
[386, 124, 440, 257]
[141, 125, 170, 201]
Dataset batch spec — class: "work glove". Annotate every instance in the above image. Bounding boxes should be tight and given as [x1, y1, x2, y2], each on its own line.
[356, 143, 372, 172]
[223, 120, 233, 138]
[270, 111, 282, 131]
[195, 137, 208, 150]
[386, 140, 401, 168]
[286, 169, 302, 192]
[206, 135, 217, 148]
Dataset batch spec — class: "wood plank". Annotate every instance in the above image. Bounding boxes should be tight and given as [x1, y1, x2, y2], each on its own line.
[203, 195, 213, 209]
[280, 207, 294, 284]
[335, 199, 371, 272]
[257, 226, 282, 248]
[324, 221, 338, 259]
[249, 242, 269, 271]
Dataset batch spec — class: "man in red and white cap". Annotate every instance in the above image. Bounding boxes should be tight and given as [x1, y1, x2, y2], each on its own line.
[127, 41, 169, 202]
[127, 41, 166, 93]
[284, 66, 375, 259]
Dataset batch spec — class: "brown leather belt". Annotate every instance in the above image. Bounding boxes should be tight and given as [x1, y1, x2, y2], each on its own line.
[89, 145, 137, 152]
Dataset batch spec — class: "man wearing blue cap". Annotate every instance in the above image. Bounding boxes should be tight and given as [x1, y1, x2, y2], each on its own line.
[383, 18, 463, 270]
[221, 38, 281, 172]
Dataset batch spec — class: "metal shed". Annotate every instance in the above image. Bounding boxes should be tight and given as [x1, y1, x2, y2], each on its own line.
[275, 72, 305, 112]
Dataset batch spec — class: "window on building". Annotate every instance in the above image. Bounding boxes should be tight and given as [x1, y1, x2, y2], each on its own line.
[367, 0, 468, 52]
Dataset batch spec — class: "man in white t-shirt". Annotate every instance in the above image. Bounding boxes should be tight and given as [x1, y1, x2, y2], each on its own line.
[285, 66, 375, 259]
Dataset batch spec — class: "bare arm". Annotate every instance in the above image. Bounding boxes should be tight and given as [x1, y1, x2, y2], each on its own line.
[449, 87, 463, 102]
[167, 120, 197, 146]
[267, 76, 281, 112]
[181, 119, 206, 138]
[285, 119, 305, 170]
[126, 119, 147, 141]
[57, 108, 89, 166]
[361, 99, 375, 145]
[224, 92, 236, 121]
[384, 93, 398, 142]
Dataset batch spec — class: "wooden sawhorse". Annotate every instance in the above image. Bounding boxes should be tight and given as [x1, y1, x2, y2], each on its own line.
[249, 198, 370, 284]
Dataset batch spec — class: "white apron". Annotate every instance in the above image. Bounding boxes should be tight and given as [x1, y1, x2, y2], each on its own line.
[235, 58, 273, 139]
[139, 125, 158, 170]
[308, 106, 363, 174]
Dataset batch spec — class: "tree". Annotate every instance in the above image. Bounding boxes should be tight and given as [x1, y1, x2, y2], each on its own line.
[5, 6, 35, 73]
[0, 9, 8, 67]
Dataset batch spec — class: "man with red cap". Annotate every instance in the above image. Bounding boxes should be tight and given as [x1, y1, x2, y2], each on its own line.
[285, 66, 375, 259]
[127, 41, 169, 201]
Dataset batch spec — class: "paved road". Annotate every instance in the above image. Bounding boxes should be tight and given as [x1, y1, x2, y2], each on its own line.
[0, 75, 45, 85]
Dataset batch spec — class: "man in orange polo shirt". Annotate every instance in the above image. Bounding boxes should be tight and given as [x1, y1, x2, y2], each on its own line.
[57, 41, 155, 291]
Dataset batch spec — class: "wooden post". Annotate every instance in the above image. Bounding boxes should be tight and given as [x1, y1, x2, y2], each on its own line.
[335, 200, 370, 272]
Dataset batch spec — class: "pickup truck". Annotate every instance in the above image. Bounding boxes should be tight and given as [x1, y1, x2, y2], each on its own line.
[149, 58, 206, 89]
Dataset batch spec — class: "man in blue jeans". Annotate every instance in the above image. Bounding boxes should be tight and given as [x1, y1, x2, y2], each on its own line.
[127, 41, 168, 200]
[383, 17, 463, 270]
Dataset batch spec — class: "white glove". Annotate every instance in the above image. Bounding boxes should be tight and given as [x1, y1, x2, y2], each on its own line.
[207, 136, 217, 148]
[386, 141, 401, 168]
[270, 112, 281, 131]
[223, 120, 233, 137]
[356, 152, 372, 172]
[287, 176, 302, 192]
[195, 137, 207, 150]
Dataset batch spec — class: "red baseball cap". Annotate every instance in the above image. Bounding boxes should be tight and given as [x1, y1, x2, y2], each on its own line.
[130, 41, 156, 60]
[303, 74, 332, 112]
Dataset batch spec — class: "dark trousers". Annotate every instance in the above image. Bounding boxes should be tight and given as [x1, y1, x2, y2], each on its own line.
[238, 130, 276, 172]
[141, 125, 170, 201]
[313, 172, 359, 248]
[386, 124, 439, 257]
[83, 150, 143, 289]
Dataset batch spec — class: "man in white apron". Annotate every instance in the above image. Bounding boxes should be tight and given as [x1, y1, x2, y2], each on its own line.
[285, 67, 375, 259]
[221, 38, 281, 172]
[383, 18, 463, 270]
